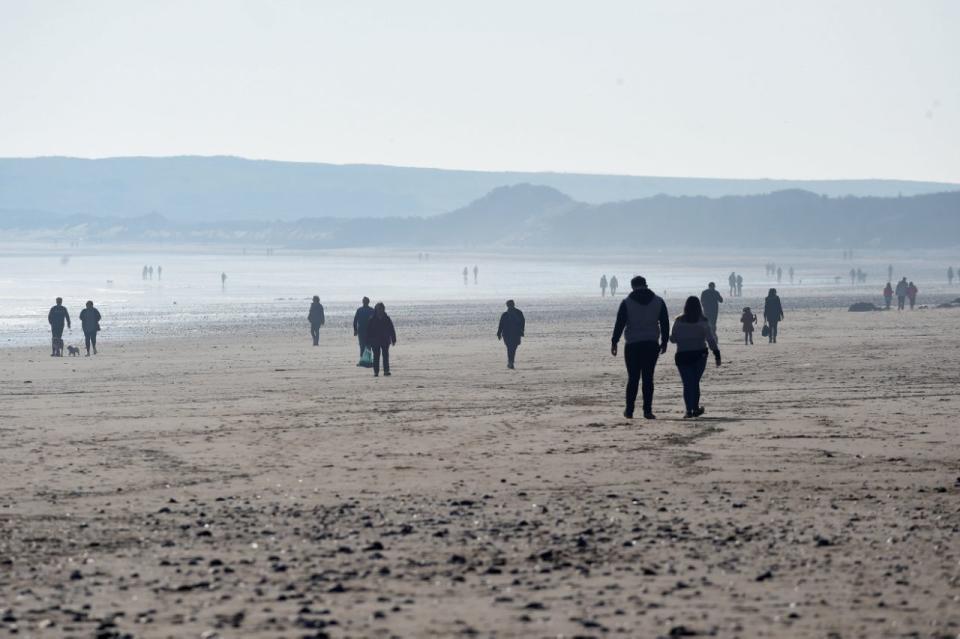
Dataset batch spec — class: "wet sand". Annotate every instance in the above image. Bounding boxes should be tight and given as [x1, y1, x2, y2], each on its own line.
[1, 304, 959, 637]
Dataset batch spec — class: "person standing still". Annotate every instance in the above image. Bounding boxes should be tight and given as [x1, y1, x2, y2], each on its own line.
[895, 277, 908, 311]
[611, 276, 670, 420]
[308, 296, 325, 346]
[699, 282, 723, 338]
[353, 297, 375, 357]
[600, 274, 608, 298]
[365, 302, 397, 377]
[79, 300, 101, 356]
[47, 297, 71, 356]
[609, 275, 618, 297]
[497, 300, 525, 369]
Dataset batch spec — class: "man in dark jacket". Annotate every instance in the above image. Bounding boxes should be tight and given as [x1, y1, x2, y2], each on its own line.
[79, 300, 101, 356]
[497, 300, 525, 369]
[365, 302, 397, 377]
[611, 276, 670, 419]
[699, 282, 723, 337]
[353, 297, 375, 356]
[48, 297, 71, 356]
[308, 296, 325, 346]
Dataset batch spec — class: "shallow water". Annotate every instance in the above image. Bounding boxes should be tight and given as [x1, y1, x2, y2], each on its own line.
[1, 244, 956, 346]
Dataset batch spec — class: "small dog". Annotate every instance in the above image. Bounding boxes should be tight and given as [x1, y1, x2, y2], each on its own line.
[66, 345, 80, 357]
[52, 338, 64, 357]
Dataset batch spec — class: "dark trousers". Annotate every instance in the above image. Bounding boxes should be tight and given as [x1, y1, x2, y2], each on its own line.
[767, 321, 779, 343]
[310, 324, 321, 346]
[358, 337, 366, 357]
[897, 295, 905, 310]
[676, 353, 707, 413]
[84, 330, 97, 353]
[505, 341, 519, 366]
[373, 345, 390, 375]
[624, 342, 659, 415]
[884, 296, 892, 309]
[51, 326, 64, 354]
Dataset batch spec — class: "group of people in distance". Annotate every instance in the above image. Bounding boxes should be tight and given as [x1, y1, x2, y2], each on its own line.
[600, 274, 619, 297]
[883, 278, 920, 310]
[47, 297, 102, 357]
[727, 272, 744, 297]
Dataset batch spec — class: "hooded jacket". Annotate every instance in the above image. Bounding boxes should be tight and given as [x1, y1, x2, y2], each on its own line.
[611, 289, 669, 347]
[308, 302, 325, 326]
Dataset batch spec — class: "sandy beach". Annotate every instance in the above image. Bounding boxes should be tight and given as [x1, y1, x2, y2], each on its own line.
[1, 303, 959, 638]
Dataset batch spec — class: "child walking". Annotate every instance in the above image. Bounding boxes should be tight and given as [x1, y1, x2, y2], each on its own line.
[740, 306, 757, 344]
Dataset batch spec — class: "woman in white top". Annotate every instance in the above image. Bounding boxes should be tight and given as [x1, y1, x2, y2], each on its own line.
[670, 296, 721, 418]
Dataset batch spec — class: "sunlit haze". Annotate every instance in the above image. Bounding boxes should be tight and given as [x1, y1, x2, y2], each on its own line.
[2, 0, 958, 181]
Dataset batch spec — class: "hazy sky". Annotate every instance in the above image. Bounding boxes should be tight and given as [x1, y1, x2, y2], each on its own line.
[2, 1, 958, 182]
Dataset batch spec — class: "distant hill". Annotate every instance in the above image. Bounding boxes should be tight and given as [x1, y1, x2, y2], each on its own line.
[2, 184, 958, 249]
[1, 156, 957, 222]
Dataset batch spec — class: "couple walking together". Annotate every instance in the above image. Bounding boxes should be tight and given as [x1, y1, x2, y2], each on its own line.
[611, 276, 721, 419]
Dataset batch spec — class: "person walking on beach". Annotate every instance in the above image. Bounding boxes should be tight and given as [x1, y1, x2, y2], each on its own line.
[609, 275, 618, 297]
[221, 272, 227, 290]
[157, 265, 162, 280]
[497, 300, 525, 369]
[308, 296, 325, 346]
[728, 272, 736, 297]
[763, 288, 784, 343]
[883, 282, 894, 309]
[365, 302, 397, 377]
[895, 277, 908, 310]
[670, 297, 721, 418]
[699, 282, 723, 337]
[353, 297, 375, 357]
[463, 267, 469, 285]
[888, 264, 894, 282]
[47, 297, 71, 357]
[735, 274, 743, 297]
[907, 281, 918, 309]
[740, 306, 757, 344]
[473, 265, 479, 284]
[776, 266, 783, 284]
[600, 274, 608, 297]
[79, 300, 101, 356]
[611, 276, 670, 420]
[788, 266, 794, 284]
[948, 267, 954, 286]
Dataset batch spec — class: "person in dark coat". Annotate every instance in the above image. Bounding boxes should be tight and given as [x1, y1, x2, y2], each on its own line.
[48, 297, 71, 356]
[79, 300, 102, 356]
[365, 302, 397, 377]
[763, 288, 784, 343]
[497, 300, 526, 369]
[353, 297, 375, 356]
[699, 282, 723, 337]
[308, 296, 325, 346]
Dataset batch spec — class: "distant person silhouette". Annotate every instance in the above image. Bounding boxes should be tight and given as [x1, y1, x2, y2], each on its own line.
[763, 288, 784, 343]
[735, 274, 743, 297]
[888, 264, 893, 282]
[463, 267, 469, 285]
[907, 281, 918, 309]
[788, 266, 794, 284]
[221, 272, 227, 290]
[611, 276, 669, 420]
[699, 282, 723, 337]
[142, 265, 148, 280]
[79, 300, 101, 356]
[948, 266, 954, 286]
[47, 297, 71, 357]
[850, 268, 856, 286]
[895, 277, 908, 310]
[473, 265, 479, 284]
[776, 267, 782, 284]
[670, 296, 721, 418]
[728, 272, 736, 297]
[497, 300, 525, 369]
[740, 306, 757, 344]
[157, 265, 162, 280]
[353, 297, 375, 356]
[308, 296, 325, 346]
[600, 274, 608, 297]
[609, 275, 618, 297]
[365, 302, 397, 377]
[148, 266, 154, 280]
[883, 282, 894, 309]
